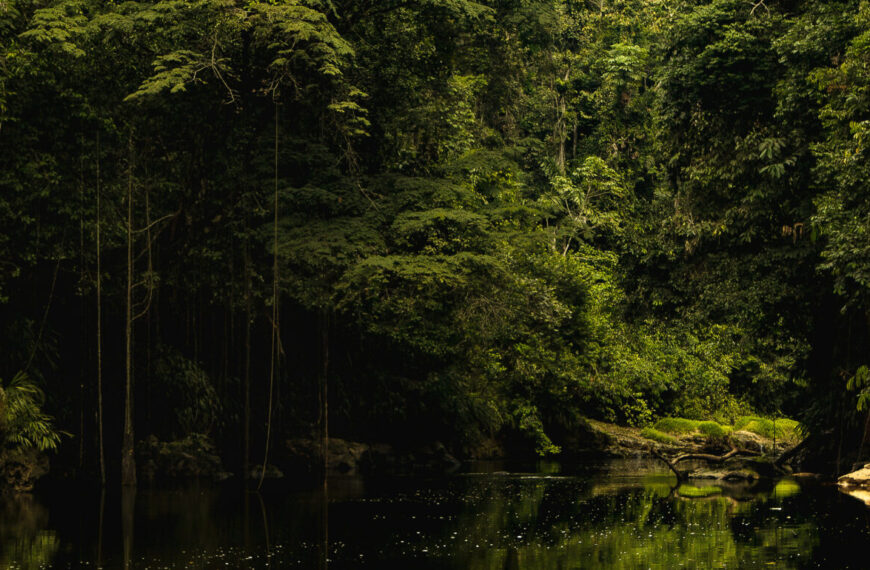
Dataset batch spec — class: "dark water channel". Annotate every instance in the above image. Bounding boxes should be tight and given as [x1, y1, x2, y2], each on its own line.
[2, 459, 870, 569]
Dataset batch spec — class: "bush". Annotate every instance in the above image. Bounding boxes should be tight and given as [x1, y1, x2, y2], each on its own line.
[641, 427, 678, 444]
[653, 417, 699, 434]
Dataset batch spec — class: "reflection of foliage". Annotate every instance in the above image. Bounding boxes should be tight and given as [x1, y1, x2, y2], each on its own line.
[405, 472, 820, 570]
[677, 484, 722, 498]
[0, 532, 60, 570]
[0, 494, 59, 570]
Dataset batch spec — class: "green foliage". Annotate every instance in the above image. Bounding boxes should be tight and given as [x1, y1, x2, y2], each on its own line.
[1, 0, 865, 466]
[640, 427, 677, 445]
[0, 372, 63, 452]
[154, 349, 222, 436]
[847, 366, 870, 411]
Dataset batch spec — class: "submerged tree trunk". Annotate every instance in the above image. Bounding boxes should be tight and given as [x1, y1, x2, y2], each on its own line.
[243, 244, 251, 479]
[121, 486, 136, 569]
[320, 310, 329, 481]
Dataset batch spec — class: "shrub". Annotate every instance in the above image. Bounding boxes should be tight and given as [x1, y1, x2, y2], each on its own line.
[641, 427, 678, 444]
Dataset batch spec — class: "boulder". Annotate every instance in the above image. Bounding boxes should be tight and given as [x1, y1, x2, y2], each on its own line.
[731, 430, 767, 453]
[838, 465, 870, 488]
[285, 437, 370, 475]
[838, 466, 870, 505]
[284, 438, 460, 475]
[411, 441, 461, 473]
[247, 464, 284, 480]
[464, 438, 506, 460]
[0, 448, 49, 493]
[137, 433, 231, 481]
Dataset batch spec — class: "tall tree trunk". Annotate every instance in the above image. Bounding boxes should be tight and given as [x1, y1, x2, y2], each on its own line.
[240, 28, 253, 481]
[258, 100, 280, 489]
[121, 130, 136, 487]
[96, 130, 105, 486]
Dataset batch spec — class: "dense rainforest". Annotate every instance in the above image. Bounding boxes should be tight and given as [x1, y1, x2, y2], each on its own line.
[2, 0, 870, 486]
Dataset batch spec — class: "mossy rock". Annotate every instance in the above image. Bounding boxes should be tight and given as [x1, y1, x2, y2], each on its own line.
[640, 427, 678, 445]
[697, 421, 729, 438]
[653, 418, 700, 434]
[137, 433, 229, 480]
[0, 448, 49, 493]
[734, 416, 800, 443]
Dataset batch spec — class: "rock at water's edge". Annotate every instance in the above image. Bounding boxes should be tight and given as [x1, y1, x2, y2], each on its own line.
[838, 465, 870, 488]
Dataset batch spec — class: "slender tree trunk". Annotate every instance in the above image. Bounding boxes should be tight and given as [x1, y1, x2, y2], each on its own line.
[258, 101, 280, 489]
[79, 132, 86, 471]
[320, 311, 329, 481]
[557, 99, 566, 174]
[555, 69, 570, 175]
[572, 120, 578, 160]
[243, 244, 251, 479]
[121, 130, 137, 487]
[96, 131, 105, 486]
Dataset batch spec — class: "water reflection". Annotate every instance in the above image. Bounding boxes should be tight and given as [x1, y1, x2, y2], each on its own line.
[121, 487, 136, 569]
[1, 462, 869, 568]
[0, 493, 59, 569]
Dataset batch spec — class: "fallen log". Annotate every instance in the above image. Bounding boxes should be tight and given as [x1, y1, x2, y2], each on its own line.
[650, 445, 760, 481]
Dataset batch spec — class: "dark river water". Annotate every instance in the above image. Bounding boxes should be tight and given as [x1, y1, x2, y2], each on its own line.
[2, 459, 870, 569]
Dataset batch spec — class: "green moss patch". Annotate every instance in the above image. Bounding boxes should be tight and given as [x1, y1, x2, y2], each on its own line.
[697, 421, 729, 438]
[734, 416, 800, 442]
[653, 418, 700, 434]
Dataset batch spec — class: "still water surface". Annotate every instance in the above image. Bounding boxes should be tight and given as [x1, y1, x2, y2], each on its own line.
[2, 459, 870, 569]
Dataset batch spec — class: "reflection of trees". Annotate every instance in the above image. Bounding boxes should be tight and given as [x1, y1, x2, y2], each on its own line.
[0, 494, 60, 569]
[434, 476, 819, 570]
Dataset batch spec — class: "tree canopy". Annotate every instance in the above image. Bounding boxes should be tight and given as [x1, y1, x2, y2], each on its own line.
[2, 0, 869, 477]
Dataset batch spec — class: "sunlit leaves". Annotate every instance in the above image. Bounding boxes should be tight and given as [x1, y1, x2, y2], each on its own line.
[0, 371, 63, 452]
